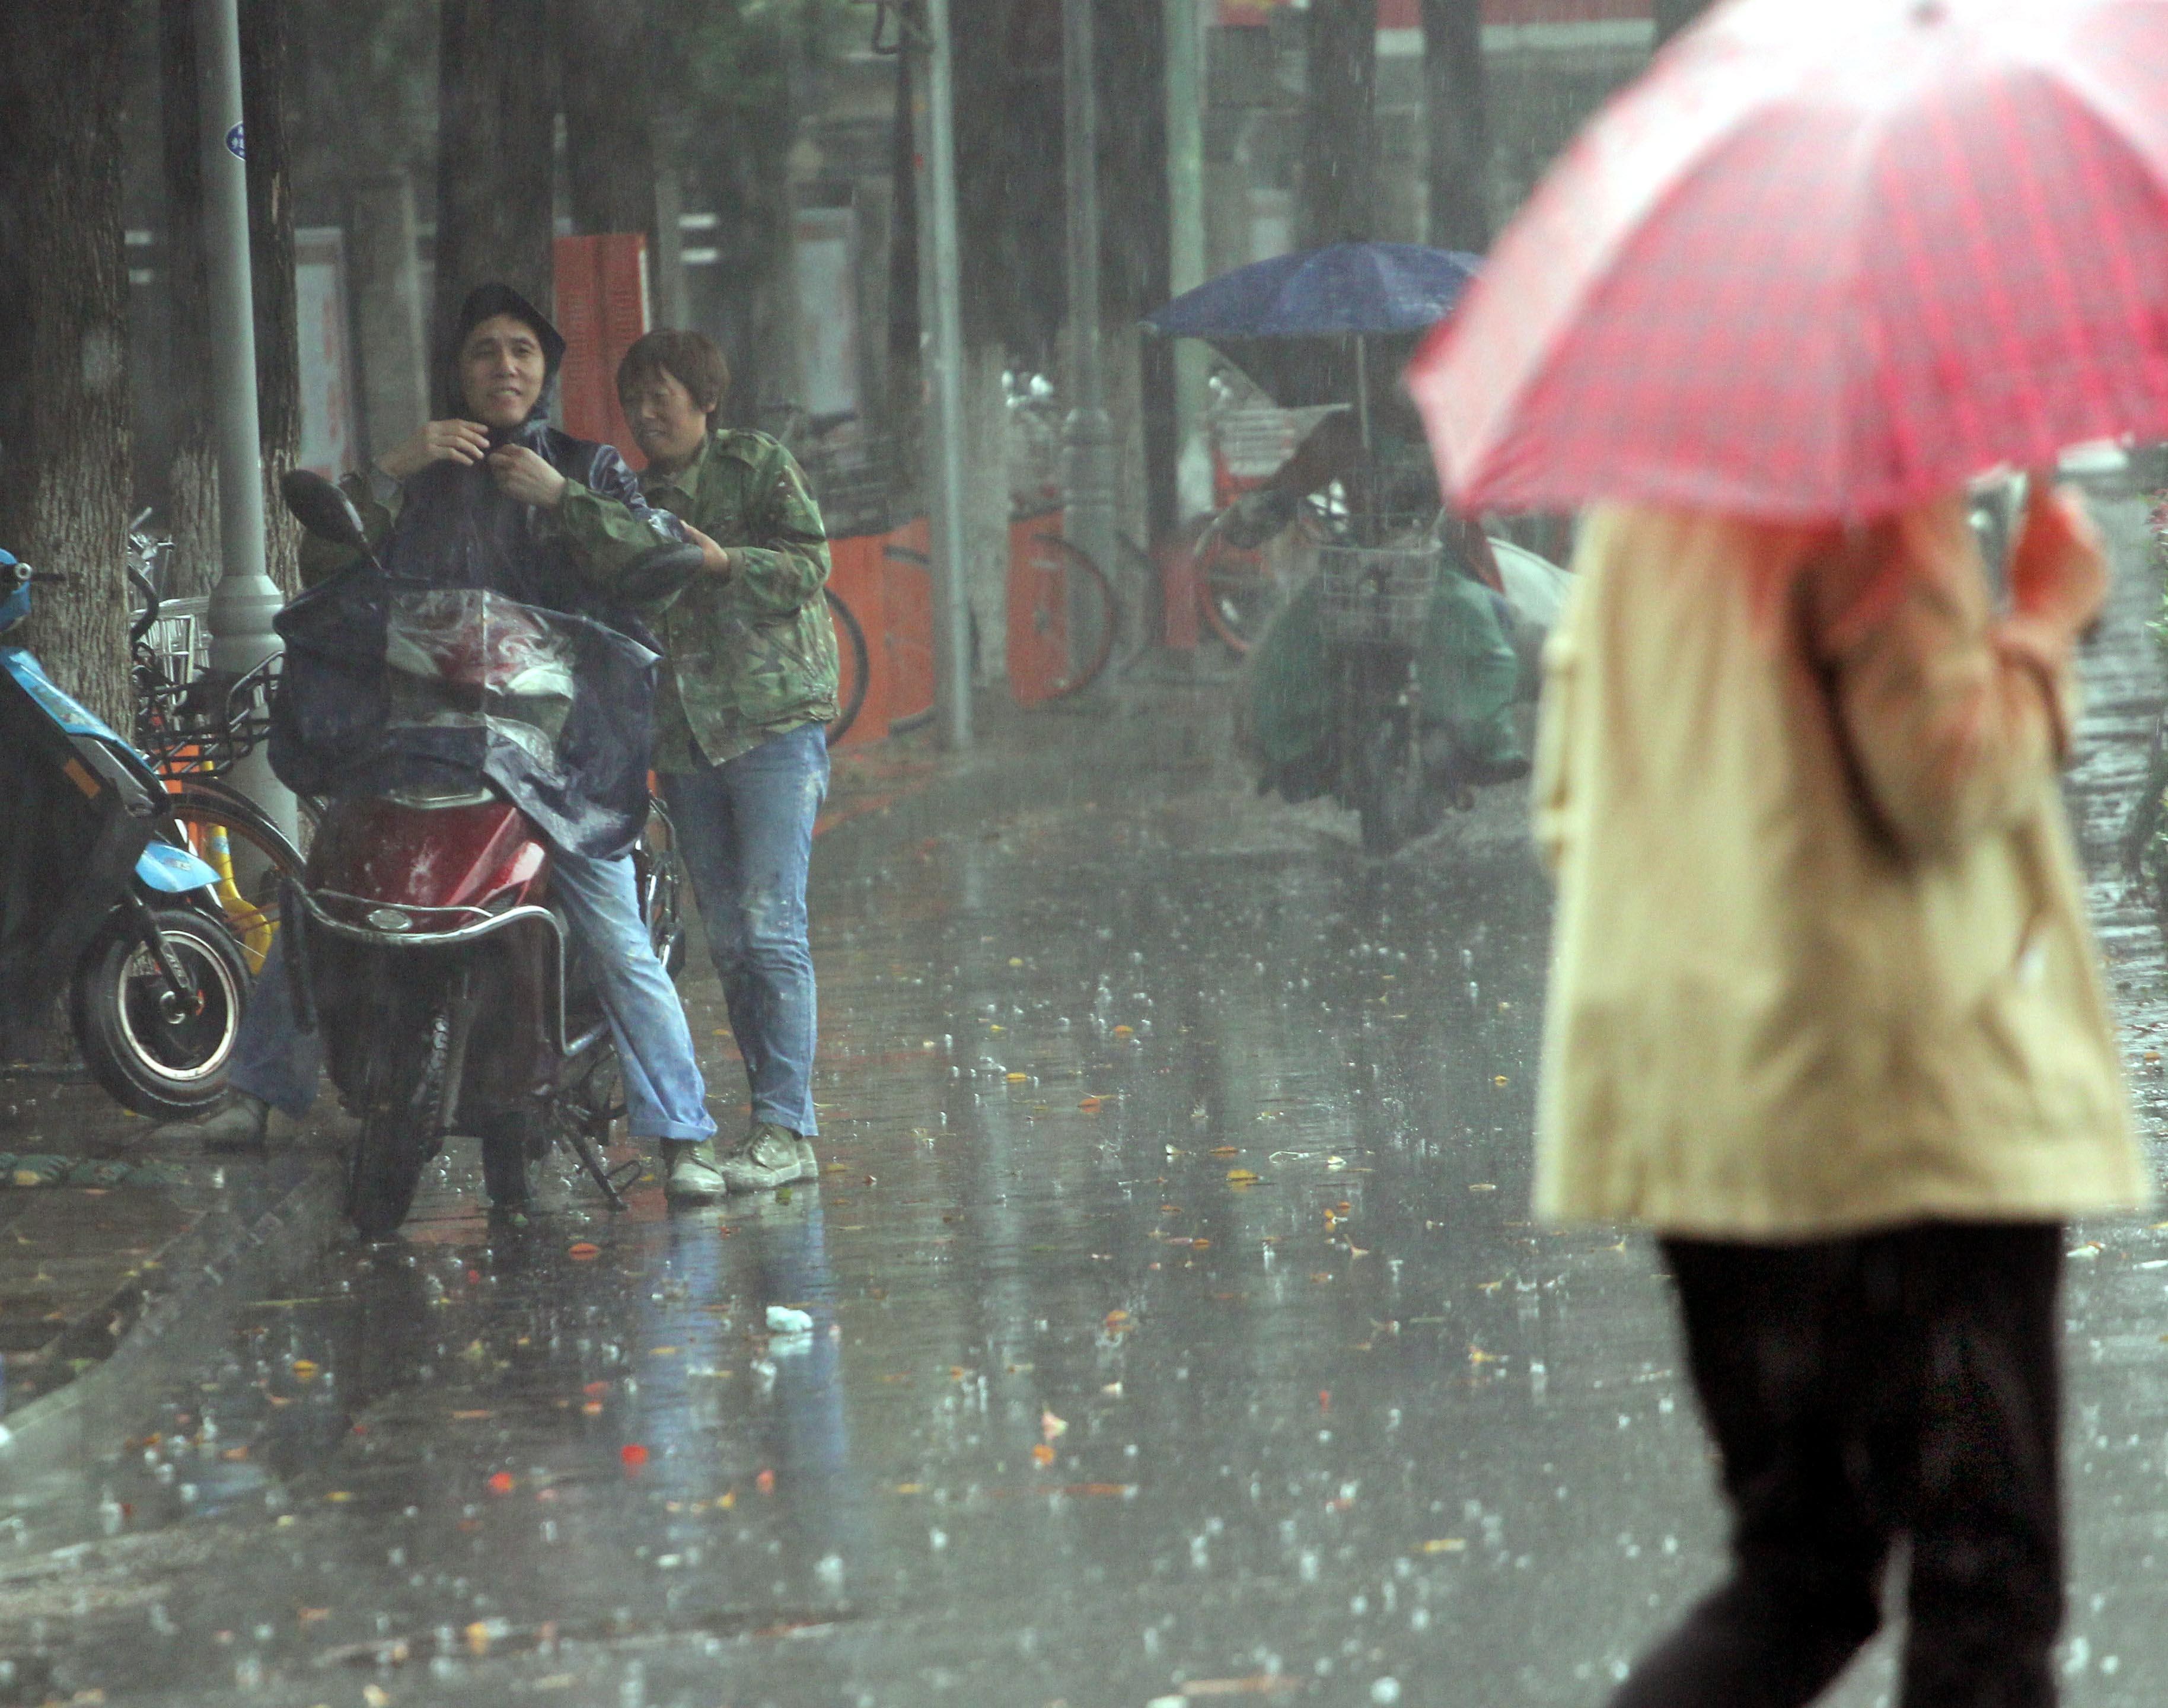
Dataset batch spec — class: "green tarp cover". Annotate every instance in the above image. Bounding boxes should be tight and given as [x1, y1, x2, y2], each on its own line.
[1241, 568, 1523, 801]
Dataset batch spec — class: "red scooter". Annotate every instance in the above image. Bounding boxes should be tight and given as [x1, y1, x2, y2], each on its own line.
[279, 473, 695, 1237]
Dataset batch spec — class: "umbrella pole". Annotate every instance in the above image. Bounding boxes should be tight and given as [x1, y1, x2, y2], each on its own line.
[1356, 333, 1373, 455]
[1354, 333, 1375, 541]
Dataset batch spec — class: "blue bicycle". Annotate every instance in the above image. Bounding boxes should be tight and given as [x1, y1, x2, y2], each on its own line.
[0, 547, 250, 1116]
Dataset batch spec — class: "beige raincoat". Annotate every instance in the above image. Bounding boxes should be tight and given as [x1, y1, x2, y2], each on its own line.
[1532, 499, 2150, 1237]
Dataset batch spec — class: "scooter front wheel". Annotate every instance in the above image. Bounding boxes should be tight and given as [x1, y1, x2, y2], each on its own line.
[347, 991, 449, 1239]
[69, 905, 250, 1119]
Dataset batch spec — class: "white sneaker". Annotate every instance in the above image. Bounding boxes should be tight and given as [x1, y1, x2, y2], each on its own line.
[662, 1138, 728, 1203]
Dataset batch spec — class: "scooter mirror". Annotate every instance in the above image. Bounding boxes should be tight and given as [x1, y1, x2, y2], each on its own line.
[280, 470, 371, 551]
[615, 540, 705, 606]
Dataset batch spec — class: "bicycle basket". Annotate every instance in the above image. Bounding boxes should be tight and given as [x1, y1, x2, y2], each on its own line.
[1315, 545, 1438, 646]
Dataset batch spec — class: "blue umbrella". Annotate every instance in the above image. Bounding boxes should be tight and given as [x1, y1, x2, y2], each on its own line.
[1144, 243, 1481, 340]
[1144, 244, 1482, 457]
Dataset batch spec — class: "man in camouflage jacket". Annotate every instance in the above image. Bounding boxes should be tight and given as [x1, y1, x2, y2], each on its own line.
[602, 329, 837, 1194]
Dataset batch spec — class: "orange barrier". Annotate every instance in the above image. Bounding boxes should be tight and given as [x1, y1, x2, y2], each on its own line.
[553, 233, 648, 462]
[1006, 512, 1070, 708]
[824, 534, 889, 747]
[827, 511, 1107, 735]
[881, 517, 935, 727]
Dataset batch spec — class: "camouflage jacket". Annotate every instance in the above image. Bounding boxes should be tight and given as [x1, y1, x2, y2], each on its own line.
[632, 429, 838, 771]
[307, 423, 685, 599]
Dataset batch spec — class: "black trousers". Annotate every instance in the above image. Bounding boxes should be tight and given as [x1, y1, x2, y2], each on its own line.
[1613, 1223, 2066, 1708]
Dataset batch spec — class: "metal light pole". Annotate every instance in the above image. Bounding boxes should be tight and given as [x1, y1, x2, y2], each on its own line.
[1163, 0, 1208, 500]
[910, 0, 974, 751]
[196, 0, 294, 839]
[1061, 0, 1117, 671]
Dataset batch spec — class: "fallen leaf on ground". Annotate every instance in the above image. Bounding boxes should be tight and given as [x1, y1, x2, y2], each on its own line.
[1032, 1444, 1057, 1467]
[567, 1243, 600, 1261]
[620, 1444, 649, 1470]
[1041, 1409, 1068, 1441]
[1421, 1537, 1468, 1553]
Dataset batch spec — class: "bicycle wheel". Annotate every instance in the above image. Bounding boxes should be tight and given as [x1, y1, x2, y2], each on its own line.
[1190, 512, 1289, 655]
[824, 586, 871, 745]
[1015, 531, 1119, 700]
[161, 780, 313, 977]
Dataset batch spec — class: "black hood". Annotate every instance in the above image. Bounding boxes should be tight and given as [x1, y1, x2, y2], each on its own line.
[439, 282, 567, 424]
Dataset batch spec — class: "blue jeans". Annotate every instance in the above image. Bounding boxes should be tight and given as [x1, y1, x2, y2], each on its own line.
[662, 722, 828, 1138]
[231, 844, 713, 1144]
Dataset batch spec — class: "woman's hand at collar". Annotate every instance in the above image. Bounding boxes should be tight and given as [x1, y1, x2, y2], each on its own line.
[375, 419, 490, 482]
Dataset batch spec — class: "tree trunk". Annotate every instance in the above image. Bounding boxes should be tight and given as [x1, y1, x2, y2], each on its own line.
[158, 0, 222, 601]
[434, 0, 556, 407]
[1654, 0, 1719, 45]
[1419, 0, 1488, 251]
[1297, 0, 1379, 248]
[346, 173, 432, 467]
[0, 1, 134, 730]
[242, 0, 302, 595]
[555, 0, 659, 246]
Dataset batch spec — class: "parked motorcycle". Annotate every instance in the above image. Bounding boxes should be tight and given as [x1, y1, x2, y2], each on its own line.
[276, 473, 696, 1238]
[0, 549, 248, 1113]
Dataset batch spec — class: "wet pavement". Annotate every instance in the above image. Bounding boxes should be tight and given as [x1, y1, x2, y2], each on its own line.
[0, 1076, 342, 1423]
[2, 501, 2168, 1707]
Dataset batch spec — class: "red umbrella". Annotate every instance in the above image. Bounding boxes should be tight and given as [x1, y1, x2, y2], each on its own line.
[1409, 0, 2168, 522]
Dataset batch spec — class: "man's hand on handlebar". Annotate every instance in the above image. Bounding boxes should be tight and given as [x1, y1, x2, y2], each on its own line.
[376, 419, 491, 482]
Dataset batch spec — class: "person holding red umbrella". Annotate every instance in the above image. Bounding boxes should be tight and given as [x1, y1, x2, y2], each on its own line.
[1408, 1, 2166, 1700]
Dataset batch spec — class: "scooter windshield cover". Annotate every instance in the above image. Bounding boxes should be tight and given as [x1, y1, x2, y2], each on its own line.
[270, 571, 660, 859]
